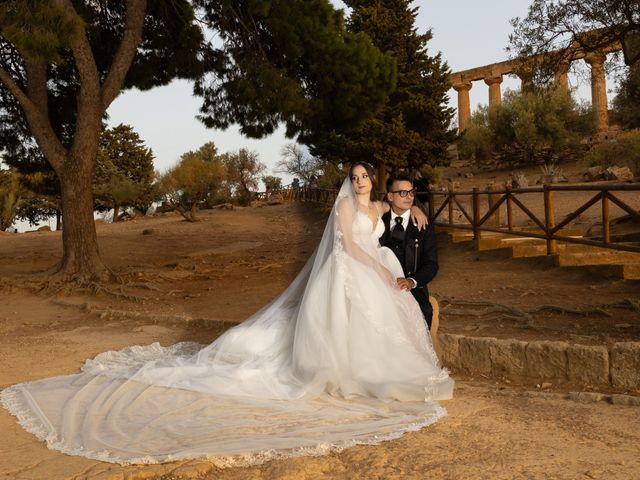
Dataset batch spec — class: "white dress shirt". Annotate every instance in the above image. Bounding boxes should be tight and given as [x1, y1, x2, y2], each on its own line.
[390, 209, 417, 289]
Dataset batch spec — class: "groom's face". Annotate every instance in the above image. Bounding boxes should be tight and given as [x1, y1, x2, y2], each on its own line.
[387, 180, 415, 214]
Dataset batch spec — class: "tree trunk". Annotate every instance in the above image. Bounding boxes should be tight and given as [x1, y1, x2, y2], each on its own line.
[56, 166, 109, 281]
[55, 209, 62, 231]
[113, 202, 120, 223]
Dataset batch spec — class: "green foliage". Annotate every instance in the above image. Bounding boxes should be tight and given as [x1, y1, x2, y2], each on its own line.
[458, 88, 595, 166]
[0, 167, 21, 231]
[312, 0, 454, 176]
[194, 0, 395, 144]
[262, 175, 282, 191]
[509, 0, 640, 85]
[585, 130, 640, 175]
[160, 142, 226, 221]
[418, 164, 440, 186]
[93, 125, 155, 220]
[612, 67, 640, 130]
[222, 149, 266, 206]
[0, 0, 84, 63]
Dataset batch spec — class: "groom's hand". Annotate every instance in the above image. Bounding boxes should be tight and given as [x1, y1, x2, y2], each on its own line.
[397, 278, 413, 291]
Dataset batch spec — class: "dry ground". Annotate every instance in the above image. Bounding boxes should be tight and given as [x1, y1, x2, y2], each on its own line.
[0, 184, 639, 479]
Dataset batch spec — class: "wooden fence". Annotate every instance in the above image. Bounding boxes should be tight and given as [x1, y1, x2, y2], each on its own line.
[273, 182, 640, 255]
[425, 184, 640, 254]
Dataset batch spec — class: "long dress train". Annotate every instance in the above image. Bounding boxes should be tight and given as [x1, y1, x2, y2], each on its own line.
[1, 179, 453, 466]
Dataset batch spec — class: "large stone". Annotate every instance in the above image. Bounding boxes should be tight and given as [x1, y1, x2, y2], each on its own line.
[583, 166, 605, 181]
[489, 338, 527, 379]
[525, 341, 568, 381]
[439, 333, 462, 370]
[566, 344, 610, 387]
[604, 165, 634, 181]
[458, 336, 493, 375]
[611, 342, 640, 391]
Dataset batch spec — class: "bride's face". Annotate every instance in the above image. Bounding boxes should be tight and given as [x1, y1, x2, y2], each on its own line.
[351, 165, 372, 195]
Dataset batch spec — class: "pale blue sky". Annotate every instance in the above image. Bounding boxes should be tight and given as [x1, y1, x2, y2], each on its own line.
[105, 1, 606, 181]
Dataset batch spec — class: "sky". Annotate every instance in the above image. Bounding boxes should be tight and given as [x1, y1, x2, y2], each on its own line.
[105, 1, 547, 182]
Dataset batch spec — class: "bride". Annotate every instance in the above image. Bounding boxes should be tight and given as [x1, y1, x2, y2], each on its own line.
[1, 162, 453, 467]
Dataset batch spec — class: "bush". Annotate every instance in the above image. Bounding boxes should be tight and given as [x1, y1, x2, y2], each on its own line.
[585, 130, 640, 176]
[458, 87, 595, 167]
[418, 164, 441, 185]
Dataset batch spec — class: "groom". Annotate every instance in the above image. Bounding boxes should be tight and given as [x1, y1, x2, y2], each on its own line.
[380, 172, 439, 329]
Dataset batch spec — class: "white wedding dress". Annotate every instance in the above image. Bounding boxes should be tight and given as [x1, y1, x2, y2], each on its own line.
[1, 179, 453, 466]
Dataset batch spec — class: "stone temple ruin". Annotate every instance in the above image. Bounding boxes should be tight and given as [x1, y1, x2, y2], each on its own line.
[449, 41, 623, 133]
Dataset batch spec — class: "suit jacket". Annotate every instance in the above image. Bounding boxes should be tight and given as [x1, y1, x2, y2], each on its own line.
[380, 210, 439, 328]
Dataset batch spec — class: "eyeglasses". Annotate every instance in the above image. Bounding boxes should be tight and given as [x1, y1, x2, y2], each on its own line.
[390, 189, 416, 197]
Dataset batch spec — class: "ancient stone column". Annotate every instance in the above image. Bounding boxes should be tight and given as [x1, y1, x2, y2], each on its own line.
[584, 53, 609, 131]
[517, 71, 534, 92]
[484, 75, 503, 107]
[453, 82, 472, 132]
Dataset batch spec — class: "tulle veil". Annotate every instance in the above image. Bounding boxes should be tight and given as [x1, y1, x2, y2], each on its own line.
[1, 177, 452, 466]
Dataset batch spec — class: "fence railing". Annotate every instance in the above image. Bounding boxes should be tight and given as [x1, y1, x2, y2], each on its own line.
[260, 182, 640, 254]
[425, 184, 640, 254]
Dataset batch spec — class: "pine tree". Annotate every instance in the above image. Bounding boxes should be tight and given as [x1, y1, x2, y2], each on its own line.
[312, 0, 455, 184]
[93, 124, 155, 221]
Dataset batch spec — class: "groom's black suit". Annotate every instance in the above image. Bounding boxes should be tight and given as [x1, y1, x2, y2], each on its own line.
[380, 210, 439, 329]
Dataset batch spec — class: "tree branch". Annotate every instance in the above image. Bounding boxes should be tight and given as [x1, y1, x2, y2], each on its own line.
[0, 66, 66, 171]
[54, 0, 101, 102]
[24, 59, 49, 118]
[100, 0, 148, 110]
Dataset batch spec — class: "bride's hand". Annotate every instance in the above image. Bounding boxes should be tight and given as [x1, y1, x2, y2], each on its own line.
[381, 267, 396, 286]
[410, 205, 428, 230]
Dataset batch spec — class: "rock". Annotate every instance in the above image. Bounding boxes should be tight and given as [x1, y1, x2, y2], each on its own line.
[541, 382, 553, 389]
[568, 391, 604, 403]
[566, 344, 610, 387]
[36, 225, 51, 232]
[608, 394, 640, 406]
[512, 173, 529, 189]
[439, 333, 462, 369]
[525, 341, 568, 381]
[604, 166, 634, 181]
[583, 166, 605, 181]
[464, 172, 474, 178]
[536, 173, 569, 184]
[458, 336, 493, 375]
[488, 338, 527, 379]
[142, 228, 155, 235]
[611, 342, 640, 390]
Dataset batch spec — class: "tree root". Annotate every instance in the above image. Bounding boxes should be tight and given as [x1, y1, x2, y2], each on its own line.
[438, 296, 618, 320]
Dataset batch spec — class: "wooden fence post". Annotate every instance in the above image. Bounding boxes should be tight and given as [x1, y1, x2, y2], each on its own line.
[487, 184, 500, 226]
[506, 186, 513, 231]
[448, 185, 455, 224]
[602, 191, 610, 243]
[472, 187, 481, 251]
[428, 190, 435, 221]
[543, 184, 557, 255]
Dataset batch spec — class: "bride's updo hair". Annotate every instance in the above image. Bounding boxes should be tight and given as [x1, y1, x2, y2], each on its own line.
[349, 161, 378, 202]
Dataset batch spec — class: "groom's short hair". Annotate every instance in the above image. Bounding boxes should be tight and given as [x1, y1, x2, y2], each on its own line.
[386, 172, 413, 193]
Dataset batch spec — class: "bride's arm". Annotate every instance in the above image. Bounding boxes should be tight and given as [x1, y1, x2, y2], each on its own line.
[373, 200, 428, 229]
[337, 200, 395, 284]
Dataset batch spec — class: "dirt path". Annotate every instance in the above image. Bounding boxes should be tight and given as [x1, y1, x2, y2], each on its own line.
[1, 296, 638, 480]
[0, 201, 639, 479]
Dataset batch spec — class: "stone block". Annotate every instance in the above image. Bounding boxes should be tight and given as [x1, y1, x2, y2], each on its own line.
[566, 344, 609, 387]
[458, 336, 493, 375]
[439, 333, 462, 369]
[525, 341, 568, 381]
[489, 338, 527, 379]
[611, 342, 640, 391]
